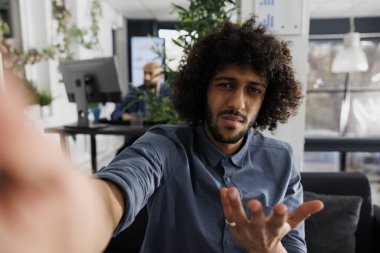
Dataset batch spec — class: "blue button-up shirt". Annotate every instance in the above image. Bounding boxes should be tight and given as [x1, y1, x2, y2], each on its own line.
[96, 123, 306, 253]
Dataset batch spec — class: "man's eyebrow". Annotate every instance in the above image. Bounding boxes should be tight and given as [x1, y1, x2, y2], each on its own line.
[213, 76, 235, 81]
[213, 76, 267, 87]
[248, 81, 267, 88]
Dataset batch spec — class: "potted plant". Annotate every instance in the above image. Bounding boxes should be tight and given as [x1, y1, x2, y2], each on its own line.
[25, 80, 53, 118]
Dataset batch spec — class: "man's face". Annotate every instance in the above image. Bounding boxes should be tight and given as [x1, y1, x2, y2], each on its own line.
[204, 63, 266, 153]
[143, 65, 162, 87]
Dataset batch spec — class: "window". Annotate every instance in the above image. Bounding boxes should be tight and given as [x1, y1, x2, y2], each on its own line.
[158, 29, 184, 71]
[306, 39, 380, 136]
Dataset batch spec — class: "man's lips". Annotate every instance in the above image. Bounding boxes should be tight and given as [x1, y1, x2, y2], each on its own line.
[221, 114, 244, 123]
[217, 109, 247, 125]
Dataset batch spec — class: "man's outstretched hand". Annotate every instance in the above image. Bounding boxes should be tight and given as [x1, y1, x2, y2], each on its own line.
[220, 187, 323, 253]
[0, 72, 122, 253]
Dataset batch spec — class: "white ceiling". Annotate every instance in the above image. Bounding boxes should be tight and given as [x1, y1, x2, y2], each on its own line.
[106, 0, 380, 21]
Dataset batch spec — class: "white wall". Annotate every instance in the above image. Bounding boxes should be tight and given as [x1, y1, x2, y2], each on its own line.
[19, 0, 51, 95]
[240, 0, 309, 168]
[68, 0, 121, 58]
[113, 19, 129, 96]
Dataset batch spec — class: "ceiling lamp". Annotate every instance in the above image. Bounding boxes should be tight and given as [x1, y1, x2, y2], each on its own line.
[331, 16, 369, 73]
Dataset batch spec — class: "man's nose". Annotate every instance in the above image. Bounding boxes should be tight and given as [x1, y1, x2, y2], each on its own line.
[228, 88, 245, 111]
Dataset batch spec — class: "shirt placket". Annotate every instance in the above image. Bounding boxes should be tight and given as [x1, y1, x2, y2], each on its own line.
[221, 157, 243, 253]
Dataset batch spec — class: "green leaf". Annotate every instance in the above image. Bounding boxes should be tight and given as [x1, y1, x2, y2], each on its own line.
[38, 91, 53, 106]
[171, 3, 188, 13]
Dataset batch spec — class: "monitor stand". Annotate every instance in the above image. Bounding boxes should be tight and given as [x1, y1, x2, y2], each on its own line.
[64, 75, 109, 129]
[64, 110, 109, 129]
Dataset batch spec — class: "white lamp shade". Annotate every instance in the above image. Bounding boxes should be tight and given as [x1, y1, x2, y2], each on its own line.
[331, 32, 369, 73]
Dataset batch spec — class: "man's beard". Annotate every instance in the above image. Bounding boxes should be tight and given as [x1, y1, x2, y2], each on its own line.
[205, 106, 255, 144]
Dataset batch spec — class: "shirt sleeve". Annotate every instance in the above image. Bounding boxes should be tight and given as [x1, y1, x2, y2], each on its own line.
[281, 148, 307, 253]
[110, 89, 143, 121]
[95, 129, 179, 235]
[111, 101, 127, 121]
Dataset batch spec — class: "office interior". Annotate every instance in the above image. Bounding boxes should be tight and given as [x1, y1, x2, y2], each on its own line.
[1, 0, 380, 206]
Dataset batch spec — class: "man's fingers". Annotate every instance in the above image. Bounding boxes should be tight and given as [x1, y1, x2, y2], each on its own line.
[288, 200, 324, 228]
[226, 187, 248, 225]
[247, 200, 265, 227]
[220, 187, 234, 224]
[267, 204, 288, 230]
[221, 189, 324, 232]
[220, 187, 248, 226]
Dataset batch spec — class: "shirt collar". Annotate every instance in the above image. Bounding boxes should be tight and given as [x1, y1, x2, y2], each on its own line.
[196, 123, 253, 169]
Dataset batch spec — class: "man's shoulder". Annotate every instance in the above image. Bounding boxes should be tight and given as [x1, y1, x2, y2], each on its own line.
[147, 123, 194, 138]
[159, 83, 171, 96]
[129, 85, 145, 93]
[136, 124, 195, 150]
[122, 86, 144, 100]
[250, 131, 292, 152]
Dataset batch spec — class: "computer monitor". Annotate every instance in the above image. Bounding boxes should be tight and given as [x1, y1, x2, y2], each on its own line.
[59, 56, 122, 128]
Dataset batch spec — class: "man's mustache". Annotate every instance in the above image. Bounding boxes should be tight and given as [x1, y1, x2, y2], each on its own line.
[146, 83, 157, 89]
[217, 109, 247, 123]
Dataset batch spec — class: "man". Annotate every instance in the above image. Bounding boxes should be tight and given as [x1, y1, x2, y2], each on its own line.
[111, 61, 168, 122]
[111, 61, 170, 152]
[0, 17, 322, 253]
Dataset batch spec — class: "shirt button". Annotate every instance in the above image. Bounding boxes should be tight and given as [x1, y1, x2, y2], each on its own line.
[226, 176, 231, 183]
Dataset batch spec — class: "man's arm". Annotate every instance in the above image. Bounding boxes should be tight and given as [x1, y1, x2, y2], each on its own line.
[111, 102, 128, 121]
[111, 89, 143, 121]
[92, 179, 125, 238]
[0, 73, 125, 253]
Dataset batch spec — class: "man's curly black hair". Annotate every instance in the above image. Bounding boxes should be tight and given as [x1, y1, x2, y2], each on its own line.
[171, 16, 303, 131]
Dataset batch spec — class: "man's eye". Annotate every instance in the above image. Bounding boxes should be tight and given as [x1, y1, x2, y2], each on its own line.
[217, 83, 233, 89]
[247, 87, 263, 95]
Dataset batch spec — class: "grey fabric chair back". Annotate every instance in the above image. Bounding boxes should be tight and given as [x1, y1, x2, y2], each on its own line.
[301, 172, 375, 253]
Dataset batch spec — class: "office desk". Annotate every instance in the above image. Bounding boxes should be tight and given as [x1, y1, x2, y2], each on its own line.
[45, 125, 150, 173]
[304, 137, 380, 171]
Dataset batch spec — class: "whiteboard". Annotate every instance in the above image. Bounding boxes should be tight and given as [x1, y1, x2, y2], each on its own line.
[255, 0, 304, 35]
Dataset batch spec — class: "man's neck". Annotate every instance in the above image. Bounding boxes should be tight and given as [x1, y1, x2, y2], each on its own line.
[202, 122, 244, 155]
